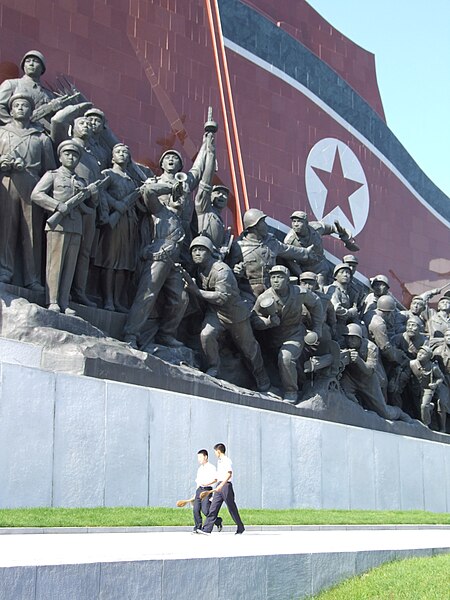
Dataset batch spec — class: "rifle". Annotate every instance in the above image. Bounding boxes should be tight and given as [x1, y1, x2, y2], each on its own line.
[219, 227, 234, 260]
[109, 185, 144, 228]
[46, 175, 110, 230]
[31, 91, 82, 122]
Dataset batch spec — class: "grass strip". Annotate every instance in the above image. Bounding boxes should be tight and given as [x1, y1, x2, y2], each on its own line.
[309, 553, 450, 599]
[0, 508, 449, 528]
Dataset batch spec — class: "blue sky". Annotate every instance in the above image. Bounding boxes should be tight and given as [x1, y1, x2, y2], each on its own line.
[309, 0, 450, 198]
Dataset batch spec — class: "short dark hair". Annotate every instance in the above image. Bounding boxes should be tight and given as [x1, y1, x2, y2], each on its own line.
[214, 443, 226, 454]
[197, 449, 208, 458]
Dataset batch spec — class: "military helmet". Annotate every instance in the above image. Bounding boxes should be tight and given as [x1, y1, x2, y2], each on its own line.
[212, 184, 230, 194]
[343, 254, 359, 265]
[304, 331, 319, 346]
[290, 210, 308, 220]
[299, 271, 318, 282]
[243, 208, 266, 229]
[159, 149, 183, 170]
[406, 315, 423, 328]
[418, 345, 433, 359]
[190, 235, 214, 253]
[333, 263, 351, 278]
[21, 50, 46, 74]
[438, 297, 450, 309]
[269, 265, 290, 277]
[8, 93, 35, 112]
[343, 323, 363, 338]
[377, 295, 395, 312]
[370, 274, 390, 288]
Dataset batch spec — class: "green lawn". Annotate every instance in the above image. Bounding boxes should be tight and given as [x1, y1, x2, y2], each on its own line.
[0, 507, 449, 528]
[309, 553, 450, 599]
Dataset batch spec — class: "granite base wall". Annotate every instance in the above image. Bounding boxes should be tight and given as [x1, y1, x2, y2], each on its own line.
[0, 344, 449, 511]
[0, 547, 448, 600]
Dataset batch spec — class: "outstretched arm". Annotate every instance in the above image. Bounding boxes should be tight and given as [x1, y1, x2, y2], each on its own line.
[195, 132, 215, 216]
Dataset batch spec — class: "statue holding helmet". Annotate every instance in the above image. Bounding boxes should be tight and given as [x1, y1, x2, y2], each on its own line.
[251, 264, 323, 403]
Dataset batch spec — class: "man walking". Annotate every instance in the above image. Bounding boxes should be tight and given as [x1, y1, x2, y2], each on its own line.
[192, 449, 222, 533]
[198, 443, 245, 535]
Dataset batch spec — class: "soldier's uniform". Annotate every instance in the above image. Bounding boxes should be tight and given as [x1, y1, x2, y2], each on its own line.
[340, 337, 410, 421]
[195, 181, 227, 250]
[328, 281, 358, 339]
[94, 168, 139, 272]
[392, 331, 427, 359]
[157, 146, 206, 264]
[428, 311, 450, 338]
[229, 233, 312, 301]
[124, 184, 188, 346]
[31, 163, 87, 310]
[197, 260, 268, 386]
[283, 220, 333, 280]
[70, 139, 106, 301]
[252, 284, 323, 397]
[0, 75, 53, 125]
[410, 357, 447, 426]
[0, 114, 56, 286]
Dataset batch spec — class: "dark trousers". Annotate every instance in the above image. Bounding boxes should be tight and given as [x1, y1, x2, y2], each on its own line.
[193, 486, 222, 530]
[202, 482, 244, 533]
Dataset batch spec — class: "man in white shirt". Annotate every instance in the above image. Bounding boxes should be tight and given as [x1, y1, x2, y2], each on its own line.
[193, 449, 223, 533]
[198, 443, 245, 535]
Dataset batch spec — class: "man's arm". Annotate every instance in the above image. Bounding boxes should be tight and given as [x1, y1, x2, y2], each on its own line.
[141, 180, 173, 215]
[31, 171, 59, 212]
[194, 132, 215, 216]
[0, 79, 15, 124]
[216, 470, 232, 491]
[187, 133, 208, 191]
[276, 238, 316, 265]
[302, 290, 324, 337]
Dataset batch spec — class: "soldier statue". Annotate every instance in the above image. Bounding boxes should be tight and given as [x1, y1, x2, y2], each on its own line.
[0, 51, 53, 125]
[156, 124, 209, 264]
[327, 263, 359, 339]
[433, 329, 450, 432]
[84, 107, 111, 171]
[185, 235, 270, 392]
[283, 211, 358, 286]
[0, 93, 56, 288]
[428, 297, 450, 339]
[194, 131, 230, 256]
[229, 209, 316, 302]
[31, 140, 100, 314]
[123, 176, 188, 349]
[94, 143, 144, 311]
[339, 324, 413, 423]
[298, 271, 336, 341]
[409, 346, 447, 428]
[251, 265, 323, 403]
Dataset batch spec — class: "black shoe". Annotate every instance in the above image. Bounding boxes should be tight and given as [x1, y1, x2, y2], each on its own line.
[191, 527, 199, 534]
[235, 528, 245, 535]
[216, 519, 223, 532]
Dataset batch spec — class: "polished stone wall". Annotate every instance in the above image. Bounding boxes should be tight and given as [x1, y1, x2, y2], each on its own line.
[0, 338, 449, 511]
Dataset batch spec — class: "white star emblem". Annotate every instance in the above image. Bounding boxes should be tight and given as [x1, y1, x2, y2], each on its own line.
[305, 138, 370, 236]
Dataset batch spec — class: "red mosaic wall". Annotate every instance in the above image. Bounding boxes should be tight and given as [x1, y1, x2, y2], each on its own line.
[0, 0, 446, 303]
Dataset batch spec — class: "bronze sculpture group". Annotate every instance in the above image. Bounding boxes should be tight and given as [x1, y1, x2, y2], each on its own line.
[1, 51, 449, 434]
